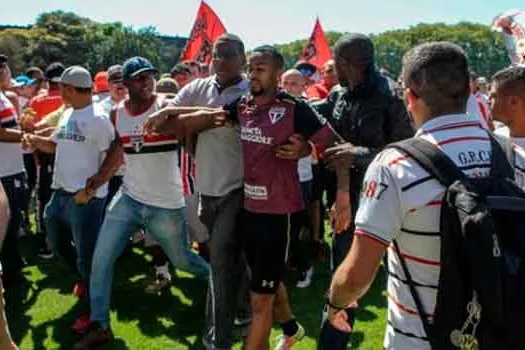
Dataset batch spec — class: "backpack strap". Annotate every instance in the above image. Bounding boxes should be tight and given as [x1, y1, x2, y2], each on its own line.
[388, 138, 467, 187]
[393, 240, 434, 343]
[490, 134, 515, 180]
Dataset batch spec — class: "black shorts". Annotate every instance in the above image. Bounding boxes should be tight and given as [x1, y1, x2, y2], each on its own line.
[242, 210, 301, 294]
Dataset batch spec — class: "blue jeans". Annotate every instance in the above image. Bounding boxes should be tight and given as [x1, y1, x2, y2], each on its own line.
[90, 191, 210, 328]
[44, 189, 105, 283]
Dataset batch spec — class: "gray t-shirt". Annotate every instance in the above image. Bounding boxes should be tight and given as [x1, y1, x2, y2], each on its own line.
[171, 75, 248, 197]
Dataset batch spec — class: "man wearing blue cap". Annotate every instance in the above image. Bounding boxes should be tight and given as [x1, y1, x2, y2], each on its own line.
[74, 57, 209, 349]
[12, 75, 38, 112]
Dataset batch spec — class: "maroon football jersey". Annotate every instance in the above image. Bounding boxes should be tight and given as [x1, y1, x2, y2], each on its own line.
[226, 92, 333, 214]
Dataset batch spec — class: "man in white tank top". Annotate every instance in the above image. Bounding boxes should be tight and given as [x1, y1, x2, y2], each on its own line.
[74, 57, 210, 349]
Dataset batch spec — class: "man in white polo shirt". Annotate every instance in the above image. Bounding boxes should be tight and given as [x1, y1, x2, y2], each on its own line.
[24, 65, 115, 332]
[326, 42, 525, 349]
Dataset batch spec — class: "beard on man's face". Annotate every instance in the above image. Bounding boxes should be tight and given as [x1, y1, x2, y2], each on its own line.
[250, 86, 265, 96]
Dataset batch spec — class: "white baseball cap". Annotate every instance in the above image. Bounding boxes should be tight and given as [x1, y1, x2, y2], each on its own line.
[59, 66, 93, 89]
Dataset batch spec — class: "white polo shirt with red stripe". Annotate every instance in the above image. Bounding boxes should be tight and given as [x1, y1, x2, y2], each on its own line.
[0, 91, 24, 178]
[116, 96, 184, 209]
[354, 113, 525, 350]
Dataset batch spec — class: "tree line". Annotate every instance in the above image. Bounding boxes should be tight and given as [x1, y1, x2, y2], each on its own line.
[0, 11, 510, 79]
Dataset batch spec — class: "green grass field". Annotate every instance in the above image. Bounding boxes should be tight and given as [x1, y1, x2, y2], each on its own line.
[7, 234, 387, 350]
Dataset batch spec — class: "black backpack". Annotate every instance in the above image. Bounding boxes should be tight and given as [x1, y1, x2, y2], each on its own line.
[388, 136, 525, 350]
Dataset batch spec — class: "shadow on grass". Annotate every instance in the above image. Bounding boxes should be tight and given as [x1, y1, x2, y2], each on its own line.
[107, 248, 208, 348]
[8, 238, 209, 349]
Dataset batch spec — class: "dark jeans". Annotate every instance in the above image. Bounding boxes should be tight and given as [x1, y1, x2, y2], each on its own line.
[44, 190, 105, 284]
[23, 154, 37, 195]
[318, 191, 359, 350]
[0, 173, 28, 280]
[290, 181, 314, 274]
[37, 153, 54, 236]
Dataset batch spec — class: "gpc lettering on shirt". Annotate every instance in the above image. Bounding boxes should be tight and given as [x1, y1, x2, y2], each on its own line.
[457, 149, 491, 165]
[240, 126, 273, 145]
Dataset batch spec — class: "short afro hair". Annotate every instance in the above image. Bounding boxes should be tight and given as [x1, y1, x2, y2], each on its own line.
[250, 45, 285, 70]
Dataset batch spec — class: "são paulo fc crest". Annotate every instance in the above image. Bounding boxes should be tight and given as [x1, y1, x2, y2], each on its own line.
[130, 126, 144, 152]
[268, 106, 286, 124]
[130, 135, 144, 152]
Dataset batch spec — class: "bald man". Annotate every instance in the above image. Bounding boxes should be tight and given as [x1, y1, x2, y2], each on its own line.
[282, 69, 306, 98]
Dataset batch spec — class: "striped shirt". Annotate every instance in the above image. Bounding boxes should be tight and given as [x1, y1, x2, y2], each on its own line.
[29, 89, 63, 122]
[354, 114, 525, 350]
[0, 91, 24, 177]
[178, 146, 196, 196]
[116, 96, 184, 209]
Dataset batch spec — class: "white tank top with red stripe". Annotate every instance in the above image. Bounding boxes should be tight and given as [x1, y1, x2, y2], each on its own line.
[116, 96, 184, 209]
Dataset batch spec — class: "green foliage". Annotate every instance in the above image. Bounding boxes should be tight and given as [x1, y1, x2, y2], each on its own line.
[0, 11, 171, 75]
[0, 12, 510, 80]
[372, 22, 509, 78]
[277, 23, 510, 77]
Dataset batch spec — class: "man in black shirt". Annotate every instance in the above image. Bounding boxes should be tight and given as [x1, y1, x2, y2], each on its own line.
[316, 33, 414, 350]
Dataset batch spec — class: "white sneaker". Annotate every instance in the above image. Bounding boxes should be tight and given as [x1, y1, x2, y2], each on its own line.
[296, 267, 314, 288]
[275, 323, 305, 350]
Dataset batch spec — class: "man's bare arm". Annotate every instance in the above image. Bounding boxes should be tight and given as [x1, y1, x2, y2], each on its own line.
[144, 108, 227, 137]
[0, 128, 23, 143]
[85, 137, 124, 195]
[34, 127, 55, 137]
[25, 134, 56, 154]
[329, 234, 386, 308]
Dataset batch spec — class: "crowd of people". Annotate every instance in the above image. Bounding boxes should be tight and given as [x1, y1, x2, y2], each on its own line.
[0, 30, 523, 350]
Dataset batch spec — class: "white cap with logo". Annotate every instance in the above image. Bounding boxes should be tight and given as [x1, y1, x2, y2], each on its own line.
[59, 66, 93, 89]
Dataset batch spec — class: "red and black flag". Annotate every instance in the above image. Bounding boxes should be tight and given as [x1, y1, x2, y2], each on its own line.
[300, 18, 333, 70]
[180, 1, 227, 63]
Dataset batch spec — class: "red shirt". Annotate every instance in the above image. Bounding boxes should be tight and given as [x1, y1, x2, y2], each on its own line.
[29, 89, 63, 123]
[306, 81, 331, 100]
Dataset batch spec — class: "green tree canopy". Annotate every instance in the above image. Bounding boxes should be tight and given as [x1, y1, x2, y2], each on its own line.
[0, 13, 510, 80]
[277, 23, 510, 78]
[0, 11, 169, 75]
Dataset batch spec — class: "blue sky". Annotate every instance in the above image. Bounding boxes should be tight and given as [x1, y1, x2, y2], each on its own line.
[0, 0, 523, 48]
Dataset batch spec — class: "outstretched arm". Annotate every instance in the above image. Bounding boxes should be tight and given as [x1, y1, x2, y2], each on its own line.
[23, 134, 56, 154]
[143, 106, 222, 136]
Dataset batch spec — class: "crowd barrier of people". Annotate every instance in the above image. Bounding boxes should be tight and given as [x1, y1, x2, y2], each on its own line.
[0, 32, 524, 350]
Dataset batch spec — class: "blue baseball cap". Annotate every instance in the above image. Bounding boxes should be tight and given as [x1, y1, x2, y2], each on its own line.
[122, 57, 157, 80]
[13, 75, 37, 87]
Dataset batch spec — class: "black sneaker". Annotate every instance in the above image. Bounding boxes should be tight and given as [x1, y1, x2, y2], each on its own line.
[74, 322, 114, 350]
